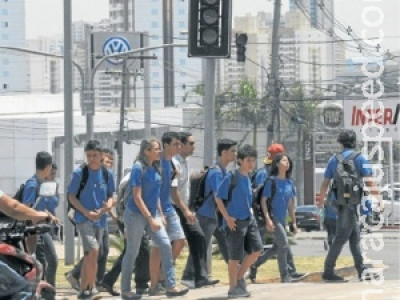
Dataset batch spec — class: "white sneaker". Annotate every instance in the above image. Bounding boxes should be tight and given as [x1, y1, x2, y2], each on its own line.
[181, 279, 195, 289]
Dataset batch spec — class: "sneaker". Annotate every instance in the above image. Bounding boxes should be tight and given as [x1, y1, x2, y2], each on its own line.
[195, 278, 220, 288]
[228, 286, 250, 299]
[181, 279, 195, 289]
[100, 282, 120, 296]
[165, 287, 189, 297]
[136, 287, 149, 295]
[77, 290, 92, 300]
[121, 292, 142, 300]
[148, 284, 166, 296]
[64, 272, 80, 292]
[237, 278, 248, 292]
[290, 272, 308, 280]
[322, 273, 348, 283]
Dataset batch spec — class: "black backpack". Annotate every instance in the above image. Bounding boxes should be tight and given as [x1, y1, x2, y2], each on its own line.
[330, 152, 363, 206]
[0, 179, 40, 220]
[252, 176, 277, 226]
[188, 165, 219, 212]
[67, 164, 109, 224]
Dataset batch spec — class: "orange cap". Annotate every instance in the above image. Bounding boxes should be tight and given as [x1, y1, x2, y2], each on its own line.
[263, 143, 286, 164]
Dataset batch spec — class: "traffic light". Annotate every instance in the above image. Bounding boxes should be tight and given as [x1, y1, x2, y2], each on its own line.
[235, 33, 248, 62]
[188, 0, 232, 58]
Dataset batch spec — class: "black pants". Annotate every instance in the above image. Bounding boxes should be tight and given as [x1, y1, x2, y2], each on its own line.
[174, 206, 208, 283]
[102, 221, 150, 289]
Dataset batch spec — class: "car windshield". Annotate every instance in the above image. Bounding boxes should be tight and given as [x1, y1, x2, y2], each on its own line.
[296, 206, 317, 212]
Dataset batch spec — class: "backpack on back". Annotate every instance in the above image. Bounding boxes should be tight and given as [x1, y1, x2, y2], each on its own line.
[189, 166, 216, 212]
[115, 163, 147, 222]
[67, 163, 109, 225]
[252, 176, 277, 226]
[0, 179, 39, 220]
[331, 152, 363, 206]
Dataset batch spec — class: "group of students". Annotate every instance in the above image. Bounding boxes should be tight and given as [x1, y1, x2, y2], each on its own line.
[62, 132, 310, 300]
[5, 129, 383, 299]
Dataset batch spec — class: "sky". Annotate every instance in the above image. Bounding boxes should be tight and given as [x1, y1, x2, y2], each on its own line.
[25, 0, 400, 54]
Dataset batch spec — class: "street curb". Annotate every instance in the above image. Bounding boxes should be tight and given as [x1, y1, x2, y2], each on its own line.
[252, 263, 388, 284]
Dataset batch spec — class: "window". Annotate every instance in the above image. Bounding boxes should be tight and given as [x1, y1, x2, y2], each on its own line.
[178, 21, 185, 29]
[3, 71, 8, 77]
[1, 34, 8, 40]
[179, 59, 186, 65]
[178, 8, 185, 15]
[1, 9, 8, 15]
[0, 21, 7, 28]
[151, 8, 158, 15]
[153, 97, 160, 104]
[3, 83, 7, 89]
[151, 21, 158, 29]
[2, 58, 9, 65]
[152, 72, 159, 78]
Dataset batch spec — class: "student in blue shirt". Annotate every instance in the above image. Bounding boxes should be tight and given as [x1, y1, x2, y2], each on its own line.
[22, 151, 53, 255]
[68, 140, 115, 300]
[120, 138, 188, 300]
[34, 163, 59, 288]
[260, 153, 302, 283]
[194, 138, 237, 281]
[319, 130, 384, 282]
[216, 144, 263, 299]
[149, 132, 186, 294]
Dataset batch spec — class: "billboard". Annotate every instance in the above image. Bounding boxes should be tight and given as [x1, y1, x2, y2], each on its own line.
[343, 99, 399, 141]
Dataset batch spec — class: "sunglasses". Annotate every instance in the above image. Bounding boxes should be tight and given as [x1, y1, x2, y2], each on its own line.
[188, 141, 195, 146]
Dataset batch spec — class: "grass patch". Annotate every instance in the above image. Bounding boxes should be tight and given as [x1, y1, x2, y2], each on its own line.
[57, 248, 353, 288]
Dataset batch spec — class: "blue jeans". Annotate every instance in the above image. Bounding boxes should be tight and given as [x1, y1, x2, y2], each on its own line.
[35, 232, 58, 287]
[121, 210, 176, 293]
[324, 205, 364, 276]
[0, 261, 32, 300]
[271, 220, 290, 279]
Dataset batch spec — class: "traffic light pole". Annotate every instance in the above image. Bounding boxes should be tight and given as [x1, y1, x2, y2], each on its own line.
[203, 58, 216, 166]
[163, 0, 175, 107]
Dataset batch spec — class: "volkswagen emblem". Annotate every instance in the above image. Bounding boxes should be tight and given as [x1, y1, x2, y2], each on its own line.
[103, 36, 131, 65]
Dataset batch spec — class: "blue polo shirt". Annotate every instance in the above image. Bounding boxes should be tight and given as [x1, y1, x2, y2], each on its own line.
[263, 177, 296, 226]
[128, 162, 161, 216]
[160, 157, 174, 215]
[217, 171, 253, 221]
[197, 164, 225, 219]
[68, 166, 115, 227]
[254, 166, 268, 186]
[22, 175, 41, 206]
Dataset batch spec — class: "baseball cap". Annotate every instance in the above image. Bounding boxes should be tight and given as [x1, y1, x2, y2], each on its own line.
[263, 143, 286, 164]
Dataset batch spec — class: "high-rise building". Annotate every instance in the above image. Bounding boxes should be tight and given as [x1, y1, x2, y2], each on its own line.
[26, 37, 64, 94]
[0, 0, 28, 93]
[109, 0, 202, 108]
[289, 0, 334, 31]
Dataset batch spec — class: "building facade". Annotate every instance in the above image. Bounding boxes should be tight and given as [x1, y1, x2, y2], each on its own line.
[0, 0, 28, 93]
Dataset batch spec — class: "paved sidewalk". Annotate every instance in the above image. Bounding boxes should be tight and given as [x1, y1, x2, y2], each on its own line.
[56, 279, 400, 300]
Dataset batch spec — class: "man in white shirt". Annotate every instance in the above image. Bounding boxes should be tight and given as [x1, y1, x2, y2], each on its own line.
[171, 132, 219, 289]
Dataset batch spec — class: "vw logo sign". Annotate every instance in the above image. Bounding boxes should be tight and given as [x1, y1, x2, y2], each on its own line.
[103, 36, 131, 65]
[319, 103, 343, 130]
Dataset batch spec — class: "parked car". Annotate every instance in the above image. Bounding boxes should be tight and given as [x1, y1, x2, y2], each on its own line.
[295, 205, 322, 232]
[380, 183, 400, 224]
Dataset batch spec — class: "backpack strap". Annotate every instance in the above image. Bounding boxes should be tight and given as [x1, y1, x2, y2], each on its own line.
[76, 164, 89, 200]
[204, 164, 221, 200]
[344, 151, 361, 163]
[226, 170, 238, 204]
